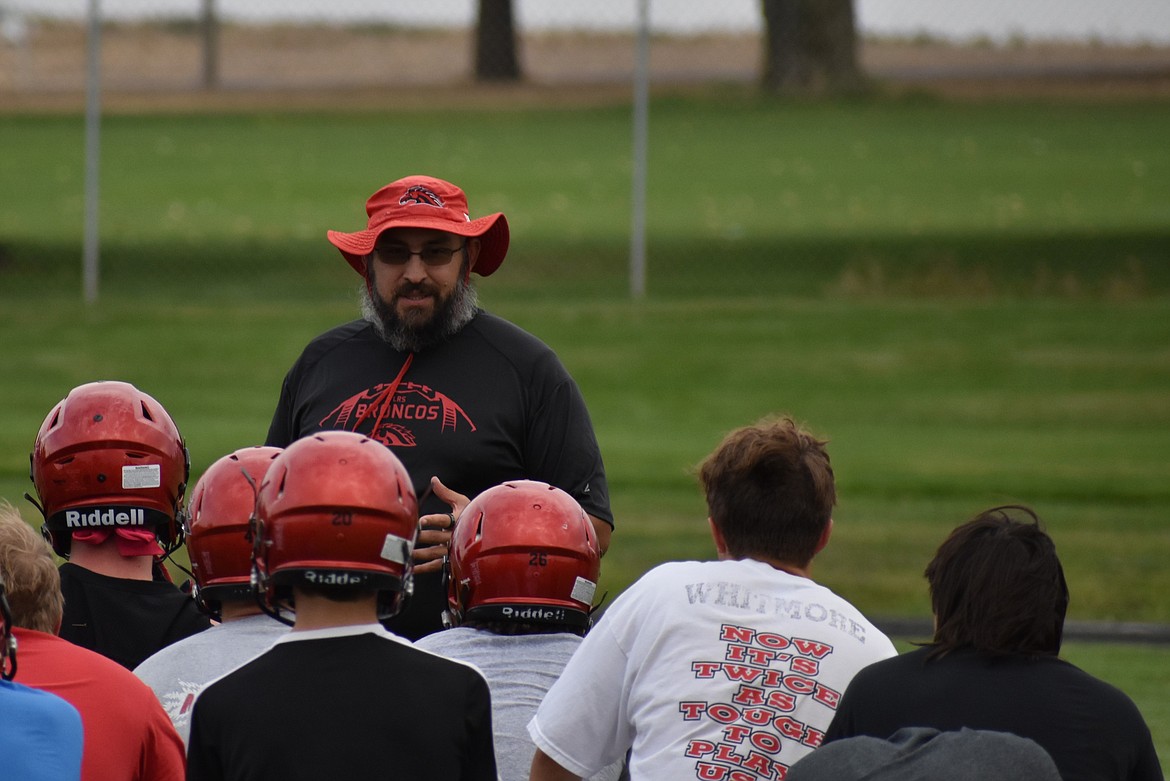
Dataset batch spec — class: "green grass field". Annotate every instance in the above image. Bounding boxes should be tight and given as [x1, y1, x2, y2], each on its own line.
[1, 92, 1167, 765]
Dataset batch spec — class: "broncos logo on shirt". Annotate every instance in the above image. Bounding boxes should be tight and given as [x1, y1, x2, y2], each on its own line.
[320, 380, 476, 447]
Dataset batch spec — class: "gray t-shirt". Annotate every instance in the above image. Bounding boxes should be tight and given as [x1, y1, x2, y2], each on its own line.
[416, 626, 622, 781]
[134, 612, 289, 745]
[788, 727, 1062, 781]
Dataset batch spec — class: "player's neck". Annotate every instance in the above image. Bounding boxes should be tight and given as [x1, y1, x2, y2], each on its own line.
[68, 540, 153, 581]
[290, 590, 380, 632]
[219, 600, 266, 622]
[708, 517, 824, 581]
[745, 553, 812, 580]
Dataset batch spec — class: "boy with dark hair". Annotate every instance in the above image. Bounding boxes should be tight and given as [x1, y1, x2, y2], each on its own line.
[529, 416, 896, 781]
[925, 504, 1068, 658]
[825, 505, 1163, 781]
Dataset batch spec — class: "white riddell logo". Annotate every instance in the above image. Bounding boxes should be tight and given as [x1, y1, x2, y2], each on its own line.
[65, 508, 147, 528]
[502, 606, 566, 621]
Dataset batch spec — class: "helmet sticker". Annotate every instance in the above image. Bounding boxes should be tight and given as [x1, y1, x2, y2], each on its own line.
[571, 576, 597, 605]
[380, 533, 413, 565]
[123, 464, 162, 490]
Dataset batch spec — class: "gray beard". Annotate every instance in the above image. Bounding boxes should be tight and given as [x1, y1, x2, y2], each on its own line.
[360, 270, 479, 353]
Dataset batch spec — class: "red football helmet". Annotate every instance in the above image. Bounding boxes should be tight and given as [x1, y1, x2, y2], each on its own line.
[185, 446, 283, 618]
[252, 431, 418, 624]
[29, 381, 190, 557]
[445, 480, 600, 631]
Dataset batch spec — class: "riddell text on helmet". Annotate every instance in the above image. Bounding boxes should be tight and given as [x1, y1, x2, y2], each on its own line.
[502, 606, 566, 622]
[65, 508, 148, 528]
[302, 571, 369, 586]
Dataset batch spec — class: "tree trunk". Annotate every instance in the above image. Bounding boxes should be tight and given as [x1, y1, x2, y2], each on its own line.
[760, 0, 863, 94]
[475, 0, 521, 82]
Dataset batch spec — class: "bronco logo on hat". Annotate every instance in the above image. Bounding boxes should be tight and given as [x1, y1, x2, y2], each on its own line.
[400, 185, 445, 209]
[327, 175, 511, 278]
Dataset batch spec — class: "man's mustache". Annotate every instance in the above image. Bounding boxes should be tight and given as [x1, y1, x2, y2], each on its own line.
[394, 282, 438, 299]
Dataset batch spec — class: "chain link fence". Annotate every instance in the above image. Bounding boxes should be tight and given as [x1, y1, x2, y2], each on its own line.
[2, 0, 1169, 96]
[1, 1, 1168, 303]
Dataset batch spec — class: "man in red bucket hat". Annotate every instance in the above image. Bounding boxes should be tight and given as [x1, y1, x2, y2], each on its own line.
[265, 175, 613, 640]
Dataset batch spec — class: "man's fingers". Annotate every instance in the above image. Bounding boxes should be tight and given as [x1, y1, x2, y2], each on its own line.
[419, 511, 454, 531]
[412, 558, 445, 575]
[416, 529, 452, 548]
[412, 538, 448, 574]
[413, 509, 454, 571]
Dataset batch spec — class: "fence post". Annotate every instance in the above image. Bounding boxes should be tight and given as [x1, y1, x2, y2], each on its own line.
[629, 0, 650, 299]
[201, 0, 219, 89]
[83, 0, 101, 304]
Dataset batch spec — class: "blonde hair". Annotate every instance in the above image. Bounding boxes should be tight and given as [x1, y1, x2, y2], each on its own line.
[0, 500, 64, 633]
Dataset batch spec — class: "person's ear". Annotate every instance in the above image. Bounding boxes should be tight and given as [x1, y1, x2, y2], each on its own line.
[813, 518, 834, 556]
[708, 517, 730, 559]
[363, 255, 377, 295]
[465, 237, 481, 277]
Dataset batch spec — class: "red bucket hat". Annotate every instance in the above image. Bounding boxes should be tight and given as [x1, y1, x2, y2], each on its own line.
[327, 175, 510, 277]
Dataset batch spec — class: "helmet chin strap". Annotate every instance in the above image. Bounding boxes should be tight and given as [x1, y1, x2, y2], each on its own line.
[255, 585, 296, 627]
[377, 589, 407, 623]
[23, 492, 66, 561]
[250, 545, 295, 626]
[23, 491, 45, 520]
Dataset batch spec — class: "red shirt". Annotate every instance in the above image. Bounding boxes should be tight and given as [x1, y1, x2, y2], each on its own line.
[13, 628, 185, 781]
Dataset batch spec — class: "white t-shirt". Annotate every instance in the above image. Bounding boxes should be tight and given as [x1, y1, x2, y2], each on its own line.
[528, 559, 897, 781]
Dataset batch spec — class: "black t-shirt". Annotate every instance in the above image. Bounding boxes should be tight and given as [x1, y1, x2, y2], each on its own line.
[57, 562, 211, 670]
[187, 627, 497, 781]
[266, 311, 612, 639]
[826, 646, 1164, 781]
